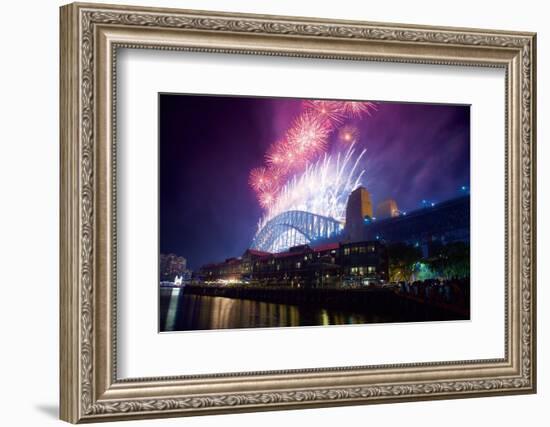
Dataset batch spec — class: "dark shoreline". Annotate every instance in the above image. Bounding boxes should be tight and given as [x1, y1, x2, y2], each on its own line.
[178, 284, 469, 322]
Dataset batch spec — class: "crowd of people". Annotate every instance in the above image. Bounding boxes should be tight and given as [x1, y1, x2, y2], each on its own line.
[396, 277, 470, 310]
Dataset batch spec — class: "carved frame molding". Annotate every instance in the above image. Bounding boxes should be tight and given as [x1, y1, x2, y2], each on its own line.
[60, 2, 536, 423]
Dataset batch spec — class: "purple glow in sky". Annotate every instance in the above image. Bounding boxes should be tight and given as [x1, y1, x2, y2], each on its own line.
[160, 94, 469, 269]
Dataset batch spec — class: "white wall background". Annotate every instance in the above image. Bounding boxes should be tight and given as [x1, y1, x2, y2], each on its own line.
[0, 0, 545, 426]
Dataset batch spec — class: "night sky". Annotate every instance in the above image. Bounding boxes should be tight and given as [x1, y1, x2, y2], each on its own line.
[159, 94, 470, 270]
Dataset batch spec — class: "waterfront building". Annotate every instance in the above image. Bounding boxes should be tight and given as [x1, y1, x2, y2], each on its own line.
[197, 240, 388, 288]
[340, 241, 388, 284]
[198, 187, 469, 288]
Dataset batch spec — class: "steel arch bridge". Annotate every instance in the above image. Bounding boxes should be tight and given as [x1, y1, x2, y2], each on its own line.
[251, 210, 343, 253]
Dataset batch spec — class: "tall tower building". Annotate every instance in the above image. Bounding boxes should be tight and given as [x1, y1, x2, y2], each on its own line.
[345, 187, 373, 242]
[376, 199, 399, 219]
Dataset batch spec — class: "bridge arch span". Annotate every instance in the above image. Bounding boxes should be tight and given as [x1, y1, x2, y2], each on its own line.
[251, 210, 343, 253]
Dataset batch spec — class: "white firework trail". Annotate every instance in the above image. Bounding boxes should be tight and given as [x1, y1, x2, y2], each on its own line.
[256, 144, 367, 233]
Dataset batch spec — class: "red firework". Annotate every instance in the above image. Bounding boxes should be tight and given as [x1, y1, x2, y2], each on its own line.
[268, 139, 307, 173]
[249, 99, 377, 210]
[258, 190, 275, 208]
[303, 100, 345, 128]
[340, 101, 378, 118]
[286, 112, 331, 158]
[265, 140, 290, 170]
[249, 167, 274, 192]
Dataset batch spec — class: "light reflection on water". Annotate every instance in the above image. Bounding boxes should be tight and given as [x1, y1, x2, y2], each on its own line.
[160, 288, 387, 332]
[163, 287, 181, 331]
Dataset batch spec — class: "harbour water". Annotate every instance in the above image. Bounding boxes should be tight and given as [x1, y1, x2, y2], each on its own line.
[159, 287, 465, 332]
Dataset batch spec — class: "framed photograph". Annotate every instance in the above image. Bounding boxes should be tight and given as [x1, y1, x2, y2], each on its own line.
[60, 2, 537, 423]
[159, 94, 472, 332]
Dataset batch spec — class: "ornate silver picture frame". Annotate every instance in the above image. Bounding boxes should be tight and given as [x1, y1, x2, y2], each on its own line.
[60, 2, 536, 423]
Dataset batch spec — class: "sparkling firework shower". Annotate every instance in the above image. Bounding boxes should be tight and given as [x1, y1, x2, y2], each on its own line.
[252, 144, 367, 252]
[249, 99, 377, 210]
[257, 144, 367, 231]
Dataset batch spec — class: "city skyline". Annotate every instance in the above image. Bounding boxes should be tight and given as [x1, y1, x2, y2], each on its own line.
[159, 94, 470, 270]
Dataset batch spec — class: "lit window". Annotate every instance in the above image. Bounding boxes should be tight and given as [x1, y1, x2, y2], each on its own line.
[368, 266, 376, 273]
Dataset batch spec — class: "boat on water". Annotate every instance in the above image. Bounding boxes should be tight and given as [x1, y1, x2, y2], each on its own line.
[160, 275, 187, 288]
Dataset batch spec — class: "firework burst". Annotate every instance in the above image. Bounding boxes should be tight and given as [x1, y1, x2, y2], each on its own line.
[265, 140, 286, 167]
[338, 124, 359, 144]
[257, 143, 367, 231]
[249, 167, 277, 192]
[286, 111, 331, 158]
[340, 101, 378, 118]
[248, 99, 377, 211]
[281, 142, 308, 170]
[258, 190, 276, 208]
[265, 139, 295, 173]
[303, 100, 345, 128]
